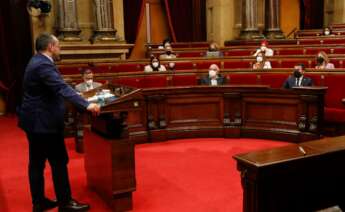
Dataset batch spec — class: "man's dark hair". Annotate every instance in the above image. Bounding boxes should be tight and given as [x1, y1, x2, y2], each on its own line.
[81, 68, 93, 75]
[296, 63, 305, 70]
[35, 33, 55, 52]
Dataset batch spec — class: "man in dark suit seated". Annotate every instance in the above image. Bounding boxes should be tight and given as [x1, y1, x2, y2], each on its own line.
[17, 33, 100, 212]
[282, 63, 313, 89]
[199, 64, 227, 86]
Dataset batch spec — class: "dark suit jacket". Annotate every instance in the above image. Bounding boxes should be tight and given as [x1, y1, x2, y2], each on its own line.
[18, 53, 89, 134]
[199, 75, 227, 86]
[282, 75, 314, 89]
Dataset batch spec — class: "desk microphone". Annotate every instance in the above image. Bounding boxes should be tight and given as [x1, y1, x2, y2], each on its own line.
[298, 146, 307, 156]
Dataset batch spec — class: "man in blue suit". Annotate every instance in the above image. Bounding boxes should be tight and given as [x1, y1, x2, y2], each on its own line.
[283, 63, 314, 89]
[18, 33, 100, 212]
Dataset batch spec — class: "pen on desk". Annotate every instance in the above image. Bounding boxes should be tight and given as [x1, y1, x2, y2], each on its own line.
[298, 146, 307, 156]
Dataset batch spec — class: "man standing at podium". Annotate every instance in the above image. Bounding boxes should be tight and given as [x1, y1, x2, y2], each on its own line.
[18, 33, 100, 211]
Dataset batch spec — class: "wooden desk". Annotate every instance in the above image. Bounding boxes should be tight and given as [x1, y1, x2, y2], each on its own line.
[83, 85, 326, 211]
[234, 136, 345, 212]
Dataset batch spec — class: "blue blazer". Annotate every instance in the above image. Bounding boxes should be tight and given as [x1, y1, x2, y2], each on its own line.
[18, 54, 89, 133]
[282, 76, 313, 89]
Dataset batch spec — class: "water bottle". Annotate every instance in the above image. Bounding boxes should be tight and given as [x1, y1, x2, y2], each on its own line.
[97, 91, 105, 106]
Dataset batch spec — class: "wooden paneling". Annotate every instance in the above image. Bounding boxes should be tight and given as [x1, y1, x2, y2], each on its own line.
[234, 136, 345, 211]
[83, 84, 327, 211]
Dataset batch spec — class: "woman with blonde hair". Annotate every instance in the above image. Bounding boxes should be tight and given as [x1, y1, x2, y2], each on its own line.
[315, 51, 335, 69]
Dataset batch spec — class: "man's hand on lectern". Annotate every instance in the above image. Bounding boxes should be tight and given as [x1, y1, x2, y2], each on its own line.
[87, 103, 101, 116]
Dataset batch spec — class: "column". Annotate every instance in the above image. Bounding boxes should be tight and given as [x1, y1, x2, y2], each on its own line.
[56, 0, 82, 41]
[264, 0, 285, 39]
[91, 0, 117, 42]
[239, 0, 264, 40]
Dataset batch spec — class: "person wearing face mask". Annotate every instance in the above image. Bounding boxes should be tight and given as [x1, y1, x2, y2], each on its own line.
[315, 51, 335, 69]
[206, 42, 223, 57]
[159, 44, 177, 60]
[282, 64, 313, 89]
[253, 40, 274, 57]
[144, 56, 167, 72]
[253, 52, 272, 69]
[167, 62, 176, 71]
[199, 64, 226, 86]
[323, 27, 333, 36]
[75, 68, 102, 93]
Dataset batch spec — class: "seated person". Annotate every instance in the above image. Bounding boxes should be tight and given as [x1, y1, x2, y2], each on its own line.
[199, 64, 226, 86]
[323, 27, 333, 36]
[75, 68, 102, 92]
[159, 43, 177, 59]
[206, 42, 223, 57]
[253, 52, 272, 69]
[144, 56, 167, 72]
[315, 51, 335, 69]
[253, 40, 274, 57]
[282, 64, 313, 89]
[166, 62, 176, 71]
[158, 38, 171, 49]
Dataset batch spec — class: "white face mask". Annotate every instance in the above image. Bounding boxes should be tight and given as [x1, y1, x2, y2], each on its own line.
[86, 79, 93, 85]
[209, 70, 217, 78]
[152, 62, 159, 68]
[325, 31, 330, 35]
[256, 56, 263, 62]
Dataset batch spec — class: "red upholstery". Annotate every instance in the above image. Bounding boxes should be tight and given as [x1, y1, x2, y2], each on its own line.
[325, 107, 345, 123]
[176, 52, 205, 57]
[280, 59, 311, 68]
[333, 48, 345, 54]
[270, 60, 281, 68]
[172, 75, 198, 86]
[93, 65, 111, 74]
[112, 77, 141, 87]
[305, 48, 332, 55]
[224, 61, 252, 69]
[259, 73, 289, 88]
[323, 38, 345, 44]
[277, 49, 304, 55]
[298, 39, 322, 45]
[172, 62, 195, 70]
[227, 73, 258, 85]
[59, 66, 84, 75]
[324, 74, 345, 108]
[109, 63, 143, 73]
[195, 61, 222, 69]
[223, 50, 253, 56]
[140, 75, 168, 88]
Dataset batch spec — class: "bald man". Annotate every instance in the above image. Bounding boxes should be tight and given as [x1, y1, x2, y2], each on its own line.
[199, 64, 227, 86]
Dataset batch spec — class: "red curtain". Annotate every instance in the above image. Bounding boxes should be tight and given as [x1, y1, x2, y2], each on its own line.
[123, 0, 145, 44]
[0, 0, 32, 113]
[163, 0, 206, 42]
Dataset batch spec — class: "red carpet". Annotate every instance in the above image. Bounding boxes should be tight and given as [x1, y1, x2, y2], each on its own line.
[0, 116, 289, 211]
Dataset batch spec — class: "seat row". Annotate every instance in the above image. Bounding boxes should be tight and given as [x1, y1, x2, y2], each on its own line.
[58, 57, 345, 75]
[62, 69, 345, 127]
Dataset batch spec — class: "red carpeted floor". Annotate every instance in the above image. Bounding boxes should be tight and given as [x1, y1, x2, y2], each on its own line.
[0, 116, 289, 212]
